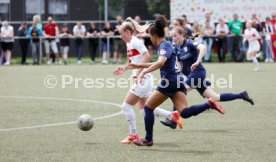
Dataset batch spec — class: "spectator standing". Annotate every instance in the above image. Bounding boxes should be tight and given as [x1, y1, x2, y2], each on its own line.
[112, 16, 126, 64]
[43, 17, 60, 64]
[28, 23, 43, 65]
[192, 21, 203, 43]
[202, 20, 215, 62]
[228, 13, 243, 62]
[1, 20, 14, 65]
[171, 19, 192, 38]
[181, 15, 192, 29]
[270, 12, 276, 32]
[33, 15, 42, 30]
[262, 17, 274, 63]
[59, 24, 72, 65]
[17, 22, 29, 65]
[134, 15, 141, 24]
[251, 13, 262, 32]
[216, 18, 229, 62]
[101, 22, 114, 64]
[73, 22, 86, 64]
[87, 22, 99, 64]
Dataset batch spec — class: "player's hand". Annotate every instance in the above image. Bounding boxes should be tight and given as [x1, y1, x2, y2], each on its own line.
[126, 63, 140, 70]
[191, 61, 199, 71]
[136, 71, 145, 84]
[113, 66, 126, 76]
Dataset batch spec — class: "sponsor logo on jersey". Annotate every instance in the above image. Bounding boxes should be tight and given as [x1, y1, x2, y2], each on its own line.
[160, 49, 167, 55]
[184, 47, 188, 52]
[127, 49, 140, 57]
[193, 42, 199, 46]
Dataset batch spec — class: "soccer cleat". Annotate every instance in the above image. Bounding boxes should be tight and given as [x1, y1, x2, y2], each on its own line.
[120, 133, 139, 144]
[241, 91, 254, 105]
[133, 138, 154, 146]
[160, 118, 177, 129]
[208, 98, 225, 114]
[171, 111, 183, 129]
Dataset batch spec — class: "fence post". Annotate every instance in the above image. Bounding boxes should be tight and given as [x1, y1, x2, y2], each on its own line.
[39, 37, 42, 64]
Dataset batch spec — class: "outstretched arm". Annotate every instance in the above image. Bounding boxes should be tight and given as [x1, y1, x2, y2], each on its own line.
[191, 44, 206, 71]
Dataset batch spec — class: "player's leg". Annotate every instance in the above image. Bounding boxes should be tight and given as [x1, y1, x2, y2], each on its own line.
[120, 91, 141, 144]
[250, 50, 260, 71]
[133, 90, 168, 146]
[202, 87, 254, 105]
[138, 97, 173, 120]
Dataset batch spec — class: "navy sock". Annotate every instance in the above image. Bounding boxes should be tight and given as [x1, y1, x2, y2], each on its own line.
[220, 93, 242, 101]
[180, 102, 210, 119]
[144, 106, 154, 141]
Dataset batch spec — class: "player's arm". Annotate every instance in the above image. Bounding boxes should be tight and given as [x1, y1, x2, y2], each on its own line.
[190, 42, 206, 71]
[139, 56, 167, 75]
[196, 44, 206, 62]
[133, 51, 151, 78]
[113, 56, 132, 76]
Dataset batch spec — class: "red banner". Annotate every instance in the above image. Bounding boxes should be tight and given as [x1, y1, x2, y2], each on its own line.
[271, 34, 276, 60]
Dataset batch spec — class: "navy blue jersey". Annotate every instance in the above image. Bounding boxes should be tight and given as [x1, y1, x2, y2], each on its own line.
[175, 39, 205, 76]
[158, 40, 179, 80]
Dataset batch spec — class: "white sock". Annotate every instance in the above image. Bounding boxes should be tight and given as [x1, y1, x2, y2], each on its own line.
[122, 102, 137, 134]
[140, 107, 172, 120]
[154, 107, 172, 119]
[252, 57, 259, 68]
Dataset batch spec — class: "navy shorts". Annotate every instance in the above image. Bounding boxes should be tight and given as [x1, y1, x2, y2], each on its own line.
[157, 77, 187, 97]
[185, 69, 211, 96]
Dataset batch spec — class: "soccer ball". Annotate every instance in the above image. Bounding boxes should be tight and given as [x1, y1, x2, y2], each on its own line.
[77, 114, 94, 131]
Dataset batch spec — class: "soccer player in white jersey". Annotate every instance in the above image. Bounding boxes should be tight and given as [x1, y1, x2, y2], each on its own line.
[113, 17, 182, 144]
[243, 21, 261, 71]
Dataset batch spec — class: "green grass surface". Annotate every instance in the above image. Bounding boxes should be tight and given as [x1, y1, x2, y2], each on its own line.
[0, 63, 275, 162]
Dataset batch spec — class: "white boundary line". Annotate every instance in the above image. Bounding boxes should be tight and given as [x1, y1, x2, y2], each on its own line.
[0, 96, 123, 132]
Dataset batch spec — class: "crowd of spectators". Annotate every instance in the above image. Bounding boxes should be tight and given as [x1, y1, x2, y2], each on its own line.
[0, 12, 276, 65]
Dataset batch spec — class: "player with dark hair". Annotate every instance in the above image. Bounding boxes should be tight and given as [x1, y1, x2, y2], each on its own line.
[127, 16, 225, 146]
[113, 17, 182, 144]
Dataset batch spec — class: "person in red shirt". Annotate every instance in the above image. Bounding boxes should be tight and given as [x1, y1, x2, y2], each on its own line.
[271, 12, 276, 32]
[43, 16, 60, 64]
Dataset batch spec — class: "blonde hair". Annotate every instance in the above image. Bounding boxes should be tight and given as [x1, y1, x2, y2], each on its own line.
[119, 17, 151, 33]
[33, 15, 41, 23]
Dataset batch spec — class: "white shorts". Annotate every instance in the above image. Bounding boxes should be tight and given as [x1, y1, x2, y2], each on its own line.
[44, 40, 58, 54]
[248, 41, 260, 53]
[130, 74, 153, 98]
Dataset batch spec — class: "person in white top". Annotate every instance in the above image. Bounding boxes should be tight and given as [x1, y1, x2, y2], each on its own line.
[243, 21, 261, 71]
[1, 20, 14, 65]
[113, 17, 179, 144]
[215, 18, 229, 62]
[73, 22, 86, 64]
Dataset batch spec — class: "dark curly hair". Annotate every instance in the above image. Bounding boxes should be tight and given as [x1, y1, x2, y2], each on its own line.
[149, 15, 167, 38]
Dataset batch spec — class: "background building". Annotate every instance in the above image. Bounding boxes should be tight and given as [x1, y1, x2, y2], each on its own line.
[1, 0, 170, 22]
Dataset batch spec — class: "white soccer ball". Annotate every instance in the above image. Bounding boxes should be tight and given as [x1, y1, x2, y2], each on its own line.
[77, 114, 94, 131]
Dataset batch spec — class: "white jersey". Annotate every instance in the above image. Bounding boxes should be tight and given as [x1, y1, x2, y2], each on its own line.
[244, 28, 260, 47]
[127, 36, 148, 76]
[244, 28, 260, 52]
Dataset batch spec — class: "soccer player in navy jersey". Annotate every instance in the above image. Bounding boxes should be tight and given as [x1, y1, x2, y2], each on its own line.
[126, 16, 224, 146]
[160, 27, 254, 129]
